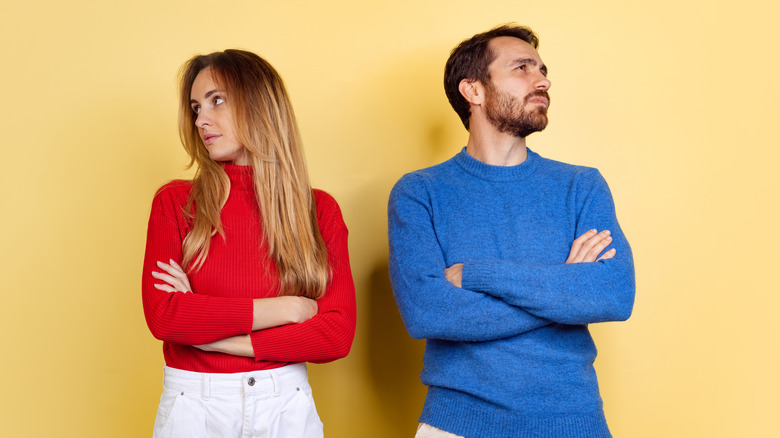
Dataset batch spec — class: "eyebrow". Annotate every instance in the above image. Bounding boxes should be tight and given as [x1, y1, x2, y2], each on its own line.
[190, 89, 223, 105]
[511, 58, 548, 76]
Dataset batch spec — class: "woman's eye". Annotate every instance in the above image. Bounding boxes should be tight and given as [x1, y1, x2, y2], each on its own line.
[214, 97, 224, 105]
[192, 105, 200, 114]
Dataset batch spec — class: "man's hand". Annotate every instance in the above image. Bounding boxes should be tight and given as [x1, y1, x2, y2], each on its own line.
[566, 229, 615, 264]
[445, 263, 463, 288]
[445, 229, 613, 288]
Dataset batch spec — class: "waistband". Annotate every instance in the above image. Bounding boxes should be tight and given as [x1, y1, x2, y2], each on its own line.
[162, 363, 309, 396]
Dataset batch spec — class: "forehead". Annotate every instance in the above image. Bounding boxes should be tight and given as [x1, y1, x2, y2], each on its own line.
[487, 36, 543, 68]
[191, 67, 219, 97]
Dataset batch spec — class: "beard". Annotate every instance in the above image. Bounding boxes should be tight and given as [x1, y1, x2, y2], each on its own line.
[484, 84, 550, 138]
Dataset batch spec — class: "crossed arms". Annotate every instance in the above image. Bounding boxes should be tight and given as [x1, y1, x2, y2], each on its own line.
[141, 189, 356, 363]
[387, 170, 635, 342]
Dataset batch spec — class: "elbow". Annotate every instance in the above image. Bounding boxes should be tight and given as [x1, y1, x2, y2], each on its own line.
[322, 313, 357, 361]
[143, 302, 183, 343]
[396, 299, 452, 340]
[147, 325, 170, 343]
[609, 286, 635, 322]
[143, 292, 178, 342]
[400, 309, 436, 340]
[612, 303, 633, 322]
[145, 316, 176, 343]
[311, 332, 355, 364]
[404, 321, 430, 340]
[617, 294, 635, 321]
[614, 265, 635, 322]
[326, 323, 356, 360]
[332, 336, 354, 360]
[598, 269, 635, 323]
[144, 308, 165, 341]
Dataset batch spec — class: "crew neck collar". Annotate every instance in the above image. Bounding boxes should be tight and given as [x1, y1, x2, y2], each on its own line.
[453, 147, 540, 181]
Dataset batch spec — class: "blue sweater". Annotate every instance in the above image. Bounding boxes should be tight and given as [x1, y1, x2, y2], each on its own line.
[388, 148, 635, 438]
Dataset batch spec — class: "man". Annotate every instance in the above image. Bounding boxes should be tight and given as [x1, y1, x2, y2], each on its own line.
[388, 24, 635, 438]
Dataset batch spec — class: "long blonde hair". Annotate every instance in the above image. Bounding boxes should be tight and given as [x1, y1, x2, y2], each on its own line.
[178, 49, 329, 299]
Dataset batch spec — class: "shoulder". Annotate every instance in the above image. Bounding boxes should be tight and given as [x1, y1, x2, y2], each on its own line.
[150, 179, 193, 218]
[532, 152, 599, 180]
[153, 179, 192, 202]
[313, 189, 341, 215]
[530, 152, 608, 189]
[313, 189, 347, 233]
[390, 159, 457, 200]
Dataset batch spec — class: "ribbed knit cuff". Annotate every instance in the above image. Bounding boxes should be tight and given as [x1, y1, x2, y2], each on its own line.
[462, 260, 502, 294]
[421, 387, 611, 438]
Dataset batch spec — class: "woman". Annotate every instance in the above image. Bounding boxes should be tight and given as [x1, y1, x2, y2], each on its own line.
[142, 49, 356, 438]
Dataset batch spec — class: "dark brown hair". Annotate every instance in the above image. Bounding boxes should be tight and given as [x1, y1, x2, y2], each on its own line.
[444, 24, 539, 130]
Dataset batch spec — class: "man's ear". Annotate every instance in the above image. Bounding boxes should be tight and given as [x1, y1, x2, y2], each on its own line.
[459, 79, 484, 105]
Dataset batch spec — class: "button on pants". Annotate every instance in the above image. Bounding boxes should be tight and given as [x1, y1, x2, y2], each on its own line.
[153, 364, 323, 438]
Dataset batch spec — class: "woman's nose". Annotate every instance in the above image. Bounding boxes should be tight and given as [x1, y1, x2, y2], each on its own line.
[196, 111, 212, 128]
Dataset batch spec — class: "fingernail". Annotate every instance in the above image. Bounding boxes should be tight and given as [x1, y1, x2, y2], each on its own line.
[156, 261, 163, 267]
[606, 236, 612, 241]
[604, 230, 611, 236]
[589, 229, 597, 233]
[170, 259, 175, 264]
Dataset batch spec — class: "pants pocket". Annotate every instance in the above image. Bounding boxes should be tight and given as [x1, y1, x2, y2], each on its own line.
[153, 389, 206, 438]
[277, 383, 323, 438]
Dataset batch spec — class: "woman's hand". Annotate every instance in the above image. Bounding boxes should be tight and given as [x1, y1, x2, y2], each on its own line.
[151, 259, 192, 293]
[565, 229, 615, 264]
[194, 334, 254, 357]
[284, 296, 318, 324]
[251, 296, 318, 330]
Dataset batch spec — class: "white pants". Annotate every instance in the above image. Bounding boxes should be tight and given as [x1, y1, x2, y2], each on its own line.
[153, 364, 323, 438]
[415, 423, 466, 438]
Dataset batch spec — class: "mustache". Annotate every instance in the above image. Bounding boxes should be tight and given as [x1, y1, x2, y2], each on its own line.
[524, 90, 550, 104]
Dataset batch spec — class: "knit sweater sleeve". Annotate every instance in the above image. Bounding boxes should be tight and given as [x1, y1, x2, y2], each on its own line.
[249, 191, 357, 363]
[141, 183, 254, 345]
[388, 174, 551, 342]
[461, 170, 635, 325]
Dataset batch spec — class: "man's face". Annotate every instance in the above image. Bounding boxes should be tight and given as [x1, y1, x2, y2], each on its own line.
[482, 36, 551, 138]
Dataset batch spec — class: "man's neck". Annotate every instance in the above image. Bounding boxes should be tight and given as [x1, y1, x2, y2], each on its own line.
[465, 126, 528, 166]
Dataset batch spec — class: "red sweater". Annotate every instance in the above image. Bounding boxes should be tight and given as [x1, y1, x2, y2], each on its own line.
[142, 164, 356, 373]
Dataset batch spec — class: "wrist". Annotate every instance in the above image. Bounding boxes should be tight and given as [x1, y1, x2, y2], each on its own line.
[256, 297, 299, 326]
[284, 296, 307, 324]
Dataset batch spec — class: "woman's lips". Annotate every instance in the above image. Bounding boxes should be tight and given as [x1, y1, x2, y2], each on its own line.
[202, 133, 221, 145]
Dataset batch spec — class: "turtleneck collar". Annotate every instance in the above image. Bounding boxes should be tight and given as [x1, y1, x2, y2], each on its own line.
[453, 146, 540, 182]
[223, 163, 254, 191]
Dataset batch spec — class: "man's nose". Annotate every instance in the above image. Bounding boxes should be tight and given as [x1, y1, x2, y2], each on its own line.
[534, 73, 551, 90]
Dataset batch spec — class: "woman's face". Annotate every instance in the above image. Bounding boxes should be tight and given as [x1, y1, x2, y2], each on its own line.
[190, 67, 248, 165]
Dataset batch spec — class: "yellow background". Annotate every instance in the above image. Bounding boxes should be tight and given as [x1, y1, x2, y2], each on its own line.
[1, 0, 777, 436]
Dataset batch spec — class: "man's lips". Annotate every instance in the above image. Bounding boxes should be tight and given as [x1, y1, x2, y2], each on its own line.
[202, 133, 221, 145]
[526, 91, 550, 107]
